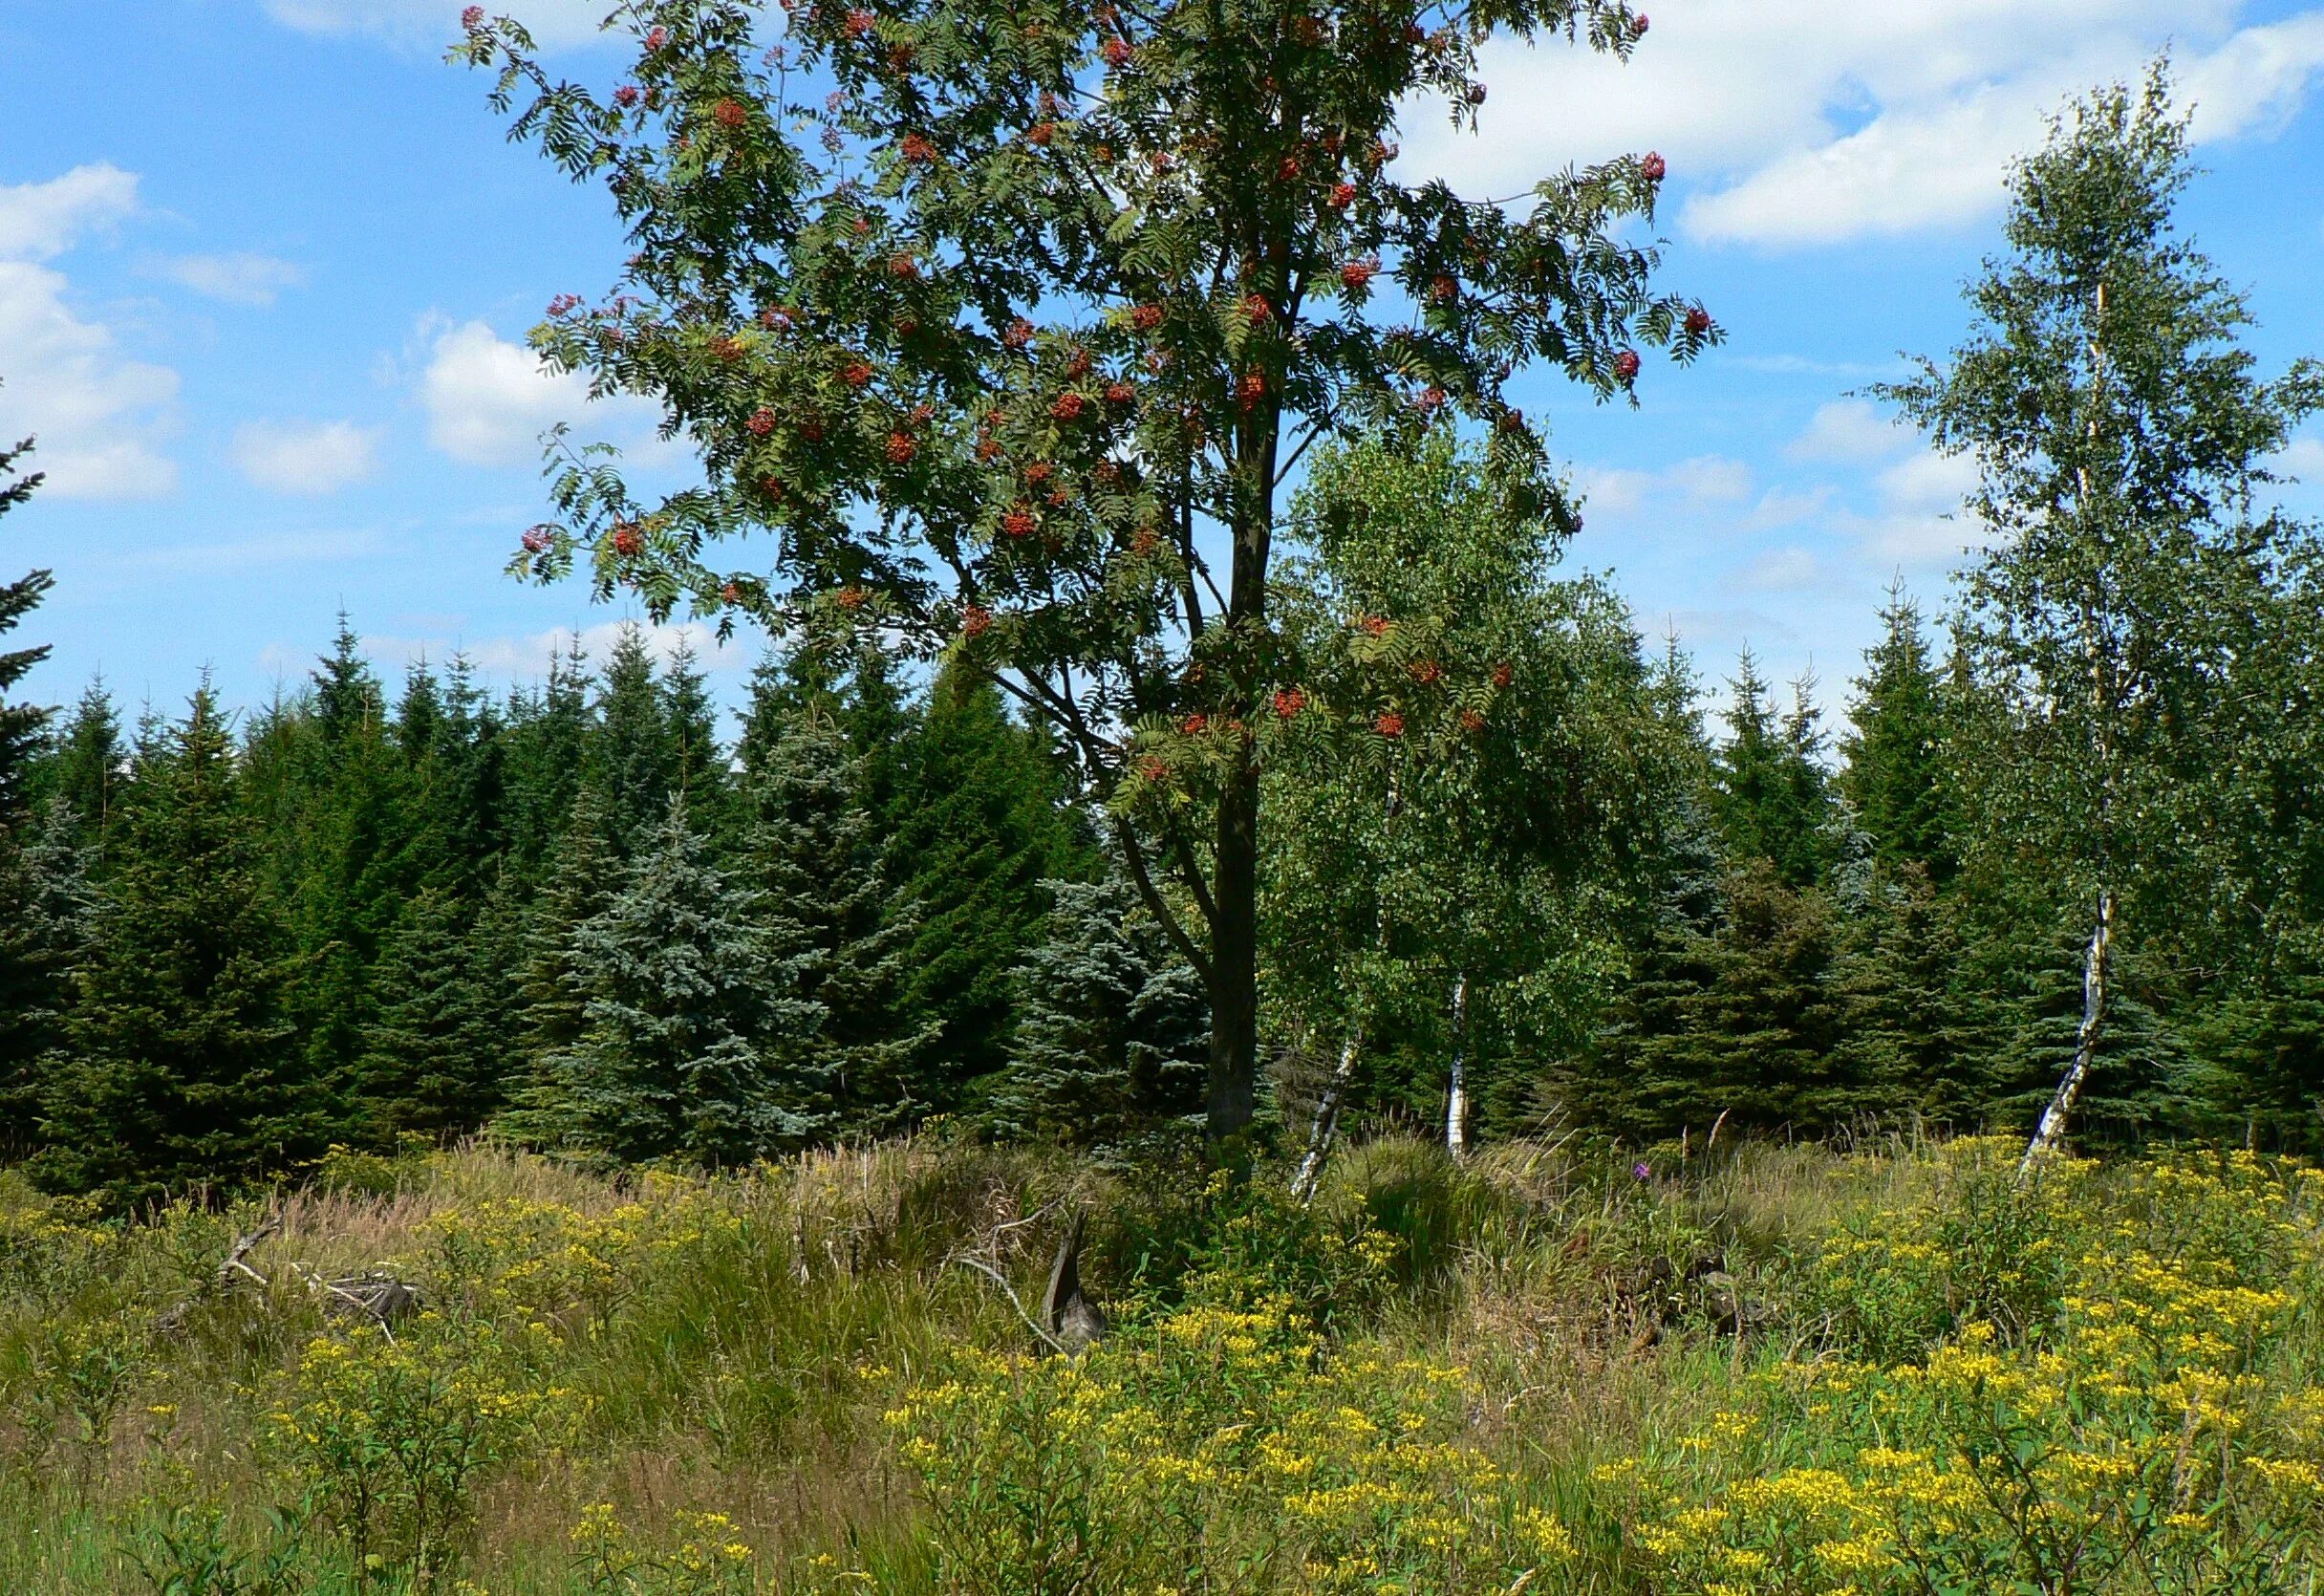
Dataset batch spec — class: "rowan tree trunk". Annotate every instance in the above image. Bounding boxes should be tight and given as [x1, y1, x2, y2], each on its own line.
[1445, 973, 1470, 1161]
[2023, 889, 2114, 1171]
[1205, 409, 1275, 1141]
[1206, 761, 1259, 1137]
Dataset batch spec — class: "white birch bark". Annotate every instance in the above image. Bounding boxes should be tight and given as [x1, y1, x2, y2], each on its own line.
[1291, 1030, 1362, 1202]
[1445, 972, 1470, 1161]
[2023, 889, 2113, 1173]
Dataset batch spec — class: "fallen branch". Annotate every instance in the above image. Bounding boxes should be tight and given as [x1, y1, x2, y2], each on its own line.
[156, 1216, 280, 1335]
[290, 1263, 425, 1343]
[947, 1254, 1068, 1355]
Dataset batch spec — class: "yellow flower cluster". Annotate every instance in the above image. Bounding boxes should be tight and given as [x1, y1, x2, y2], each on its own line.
[1603, 1144, 2324, 1594]
[892, 1291, 1577, 1595]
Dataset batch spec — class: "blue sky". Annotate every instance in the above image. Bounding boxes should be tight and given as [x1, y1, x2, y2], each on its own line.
[5, 0, 2324, 733]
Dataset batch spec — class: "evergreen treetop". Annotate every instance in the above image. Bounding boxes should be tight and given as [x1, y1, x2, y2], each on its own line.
[0, 426, 54, 832]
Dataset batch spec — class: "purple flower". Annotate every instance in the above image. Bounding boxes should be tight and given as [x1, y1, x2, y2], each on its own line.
[1632, 1161, 1653, 1181]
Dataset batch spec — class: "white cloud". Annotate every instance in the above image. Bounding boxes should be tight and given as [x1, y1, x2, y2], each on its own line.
[1744, 484, 1836, 530]
[263, 0, 612, 50]
[1398, 1, 2324, 248]
[1840, 450, 1990, 566]
[2273, 433, 2324, 481]
[2179, 13, 2324, 140]
[1733, 546, 1828, 593]
[156, 252, 307, 307]
[419, 315, 668, 469]
[0, 166, 178, 500]
[0, 162, 138, 261]
[1875, 448, 1980, 510]
[365, 618, 752, 682]
[1666, 454, 1754, 503]
[420, 317, 584, 467]
[230, 419, 383, 495]
[1579, 453, 1754, 520]
[1788, 399, 1908, 464]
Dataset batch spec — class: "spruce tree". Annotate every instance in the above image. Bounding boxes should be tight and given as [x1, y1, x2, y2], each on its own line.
[36, 685, 313, 1206]
[2182, 927, 2324, 1151]
[1550, 789, 1722, 1140]
[49, 679, 123, 856]
[521, 796, 821, 1165]
[885, 661, 1096, 1103]
[745, 709, 935, 1134]
[500, 637, 594, 876]
[260, 619, 420, 1115]
[0, 425, 65, 1158]
[1829, 861, 1981, 1125]
[425, 655, 509, 896]
[1712, 652, 1833, 888]
[509, 787, 618, 1086]
[352, 887, 509, 1142]
[0, 800, 91, 1157]
[1968, 910, 2184, 1144]
[661, 641, 730, 833]
[586, 625, 678, 859]
[985, 873, 1209, 1148]
[1646, 859, 1843, 1134]
[1840, 588, 1955, 879]
[0, 427, 52, 830]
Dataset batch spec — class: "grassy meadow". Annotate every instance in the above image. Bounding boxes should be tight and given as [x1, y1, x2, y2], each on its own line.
[3, 1132, 2321, 1594]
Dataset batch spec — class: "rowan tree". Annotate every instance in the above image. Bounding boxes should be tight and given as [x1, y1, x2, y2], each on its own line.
[463, 0, 1712, 1135]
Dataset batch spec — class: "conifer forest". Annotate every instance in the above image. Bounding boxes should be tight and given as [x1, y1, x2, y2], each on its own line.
[4, 6, 2324, 1592]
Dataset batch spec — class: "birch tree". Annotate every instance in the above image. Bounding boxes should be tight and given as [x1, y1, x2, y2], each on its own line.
[1265, 434, 1659, 1181]
[1877, 66, 2321, 1167]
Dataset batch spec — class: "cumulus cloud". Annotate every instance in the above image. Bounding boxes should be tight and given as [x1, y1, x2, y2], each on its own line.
[230, 419, 383, 495]
[1397, 0, 2324, 248]
[0, 162, 138, 260]
[1788, 399, 1908, 464]
[0, 165, 178, 500]
[156, 252, 307, 307]
[420, 318, 573, 467]
[418, 315, 667, 469]
[2273, 432, 2324, 482]
[262, 0, 612, 50]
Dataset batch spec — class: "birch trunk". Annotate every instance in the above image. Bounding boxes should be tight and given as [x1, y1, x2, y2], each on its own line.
[2023, 889, 2114, 1173]
[1291, 1031, 1363, 1202]
[1445, 973, 1470, 1161]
